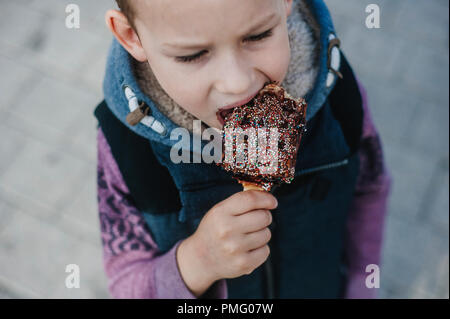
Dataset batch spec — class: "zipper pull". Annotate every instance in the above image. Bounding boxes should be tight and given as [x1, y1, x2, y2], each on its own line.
[126, 102, 150, 126]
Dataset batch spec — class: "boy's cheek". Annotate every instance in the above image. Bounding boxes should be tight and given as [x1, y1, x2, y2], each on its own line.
[146, 58, 196, 103]
[259, 43, 291, 84]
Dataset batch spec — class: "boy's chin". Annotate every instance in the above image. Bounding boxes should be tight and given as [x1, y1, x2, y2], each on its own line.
[201, 118, 223, 131]
[187, 118, 223, 132]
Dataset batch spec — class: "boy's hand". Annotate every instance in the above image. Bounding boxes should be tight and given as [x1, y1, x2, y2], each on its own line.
[177, 190, 277, 296]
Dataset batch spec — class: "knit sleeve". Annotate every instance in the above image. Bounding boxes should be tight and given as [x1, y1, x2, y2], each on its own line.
[96, 127, 227, 299]
[343, 81, 393, 299]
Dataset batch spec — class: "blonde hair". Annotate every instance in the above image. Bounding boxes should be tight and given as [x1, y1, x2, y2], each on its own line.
[115, 0, 136, 30]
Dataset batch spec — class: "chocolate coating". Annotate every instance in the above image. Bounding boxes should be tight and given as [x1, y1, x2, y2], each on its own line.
[218, 82, 307, 191]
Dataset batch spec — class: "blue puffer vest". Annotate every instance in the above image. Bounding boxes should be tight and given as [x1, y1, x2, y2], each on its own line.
[94, 0, 364, 298]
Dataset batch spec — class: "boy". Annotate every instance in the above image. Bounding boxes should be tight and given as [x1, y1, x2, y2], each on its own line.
[94, 0, 392, 298]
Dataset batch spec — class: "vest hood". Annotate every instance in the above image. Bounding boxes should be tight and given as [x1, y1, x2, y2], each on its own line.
[102, 0, 341, 151]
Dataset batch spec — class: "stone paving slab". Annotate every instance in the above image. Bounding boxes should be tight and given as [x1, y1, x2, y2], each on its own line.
[0, 205, 109, 298]
[0, 132, 91, 220]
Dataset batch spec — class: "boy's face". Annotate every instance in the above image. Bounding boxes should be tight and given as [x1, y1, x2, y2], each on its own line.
[132, 0, 293, 129]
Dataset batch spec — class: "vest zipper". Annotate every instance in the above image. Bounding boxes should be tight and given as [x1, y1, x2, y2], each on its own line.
[296, 158, 349, 177]
[264, 157, 350, 298]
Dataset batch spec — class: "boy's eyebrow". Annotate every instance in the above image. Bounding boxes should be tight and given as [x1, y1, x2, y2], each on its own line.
[244, 12, 278, 34]
[162, 12, 278, 50]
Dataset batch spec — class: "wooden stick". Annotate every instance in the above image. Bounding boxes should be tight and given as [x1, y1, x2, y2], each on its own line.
[240, 182, 264, 192]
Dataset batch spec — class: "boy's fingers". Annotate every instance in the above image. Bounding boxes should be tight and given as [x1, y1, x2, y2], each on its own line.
[235, 210, 272, 233]
[222, 190, 278, 216]
[247, 244, 271, 270]
[242, 227, 272, 251]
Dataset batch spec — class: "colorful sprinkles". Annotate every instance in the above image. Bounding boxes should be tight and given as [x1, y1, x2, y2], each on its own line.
[218, 82, 308, 191]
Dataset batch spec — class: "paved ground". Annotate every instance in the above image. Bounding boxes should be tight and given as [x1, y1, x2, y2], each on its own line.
[0, 0, 448, 299]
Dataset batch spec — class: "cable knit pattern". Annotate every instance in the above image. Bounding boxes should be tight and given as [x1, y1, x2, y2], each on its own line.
[97, 127, 228, 298]
[97, 135, 155, 256]
[132, 0, 319, 132]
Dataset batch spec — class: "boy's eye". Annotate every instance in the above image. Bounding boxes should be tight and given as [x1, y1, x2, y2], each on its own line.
[175, 29, 274, 64]
[175, 50, 208, 63]
[243, 28, 274, 43]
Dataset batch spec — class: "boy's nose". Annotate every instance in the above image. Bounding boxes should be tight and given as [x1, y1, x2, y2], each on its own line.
[214, 52, 254, 97]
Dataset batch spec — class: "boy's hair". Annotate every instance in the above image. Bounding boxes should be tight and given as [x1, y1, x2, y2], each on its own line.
[116, 0, 136, 30]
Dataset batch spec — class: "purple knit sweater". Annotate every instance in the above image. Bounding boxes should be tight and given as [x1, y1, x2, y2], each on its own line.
[96, 81, 392, 299]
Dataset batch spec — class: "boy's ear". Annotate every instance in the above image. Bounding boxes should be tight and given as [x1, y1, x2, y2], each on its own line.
[284, 0, 293, 17]
[105, 9, 147, 62]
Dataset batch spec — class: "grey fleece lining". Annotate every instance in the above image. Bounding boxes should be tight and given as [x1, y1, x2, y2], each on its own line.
[132, 0, 319, 132]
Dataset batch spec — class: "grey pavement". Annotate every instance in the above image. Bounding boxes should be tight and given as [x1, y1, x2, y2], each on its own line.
[0, 0, 448, 298]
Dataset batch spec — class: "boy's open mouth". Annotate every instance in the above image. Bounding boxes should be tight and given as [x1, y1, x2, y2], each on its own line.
[216, 90, 260, 126]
